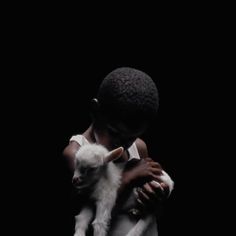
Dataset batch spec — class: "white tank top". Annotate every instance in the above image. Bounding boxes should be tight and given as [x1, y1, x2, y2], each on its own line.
[69, 134, 141, 161]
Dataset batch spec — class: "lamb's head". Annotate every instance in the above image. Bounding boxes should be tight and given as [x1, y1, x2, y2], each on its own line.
[73, 143, 123, 189]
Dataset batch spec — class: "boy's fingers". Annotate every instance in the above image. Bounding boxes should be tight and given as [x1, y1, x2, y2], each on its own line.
[160, 182, 170, 197]
[150, 162, 162, 169]
[143, 183, 155, 194]
[150, 168, 163, 175]
[138, 188, 150, 201]
[149, 181, 168, 201]
[151, 175, 164, 182]
[149, 181, 164, 192]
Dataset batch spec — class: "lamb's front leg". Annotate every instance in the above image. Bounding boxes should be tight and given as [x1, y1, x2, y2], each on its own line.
[126, 214, 154, 236]
[74, 206, 93, 236]
[92, 198, 116, 236]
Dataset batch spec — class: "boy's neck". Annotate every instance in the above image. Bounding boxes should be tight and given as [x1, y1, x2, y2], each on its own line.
[83, 124, 96, 144]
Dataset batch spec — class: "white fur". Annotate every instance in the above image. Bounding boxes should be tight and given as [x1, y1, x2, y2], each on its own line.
[73, 144, 124, 236]
[73, 144, 174, 236]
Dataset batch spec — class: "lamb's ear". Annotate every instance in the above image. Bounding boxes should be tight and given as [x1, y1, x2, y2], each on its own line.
[104, 147, 124, 163]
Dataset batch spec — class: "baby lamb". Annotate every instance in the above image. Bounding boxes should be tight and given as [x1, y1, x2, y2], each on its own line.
[73, 143, 174, 236]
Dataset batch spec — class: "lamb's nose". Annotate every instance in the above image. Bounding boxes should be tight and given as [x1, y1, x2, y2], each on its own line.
[72, 176, 81, 185]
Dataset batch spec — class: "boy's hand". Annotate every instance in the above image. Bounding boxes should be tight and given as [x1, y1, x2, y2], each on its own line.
[135, 181, 170, 211]
[123, 157, 163, 187]
[123, 157, 171, 210]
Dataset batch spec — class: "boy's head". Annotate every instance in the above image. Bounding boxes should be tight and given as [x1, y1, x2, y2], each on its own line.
[96, 67, 158, 124]
[91, 67, 159, 150]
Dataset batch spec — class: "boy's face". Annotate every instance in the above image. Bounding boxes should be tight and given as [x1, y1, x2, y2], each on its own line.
[95, 120, 147, 151]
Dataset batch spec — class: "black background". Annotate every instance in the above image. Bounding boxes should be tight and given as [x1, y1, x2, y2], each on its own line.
[4, 6, 227, 236]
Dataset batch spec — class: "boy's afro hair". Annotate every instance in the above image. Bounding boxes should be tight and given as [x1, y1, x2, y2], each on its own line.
[97, 67, 159, 124]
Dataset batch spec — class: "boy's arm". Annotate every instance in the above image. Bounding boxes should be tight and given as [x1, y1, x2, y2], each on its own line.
[62, 141, 81, 174]
[134, 138, 174, 206]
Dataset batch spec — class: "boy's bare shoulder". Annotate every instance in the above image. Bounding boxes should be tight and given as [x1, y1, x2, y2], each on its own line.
[63, 141, 81, 158]
[62, 141, 81, 172]
[135, 138, 148, 158]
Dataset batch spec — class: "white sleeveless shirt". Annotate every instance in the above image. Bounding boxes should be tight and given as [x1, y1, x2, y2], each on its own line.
[70, 134, 141, 161]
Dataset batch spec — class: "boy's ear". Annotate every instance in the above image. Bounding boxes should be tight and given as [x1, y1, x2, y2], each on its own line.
[104, 147, 124, 163]
[90, 98, 100, 113]
[90, 98, 101, 120]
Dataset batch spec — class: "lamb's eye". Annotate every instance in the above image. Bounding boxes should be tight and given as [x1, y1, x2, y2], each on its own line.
[80, 167, 88, 174]
[87, 167, 96, 173]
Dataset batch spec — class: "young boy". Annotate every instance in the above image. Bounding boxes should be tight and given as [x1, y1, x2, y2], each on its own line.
[63, 67, 174, 235]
